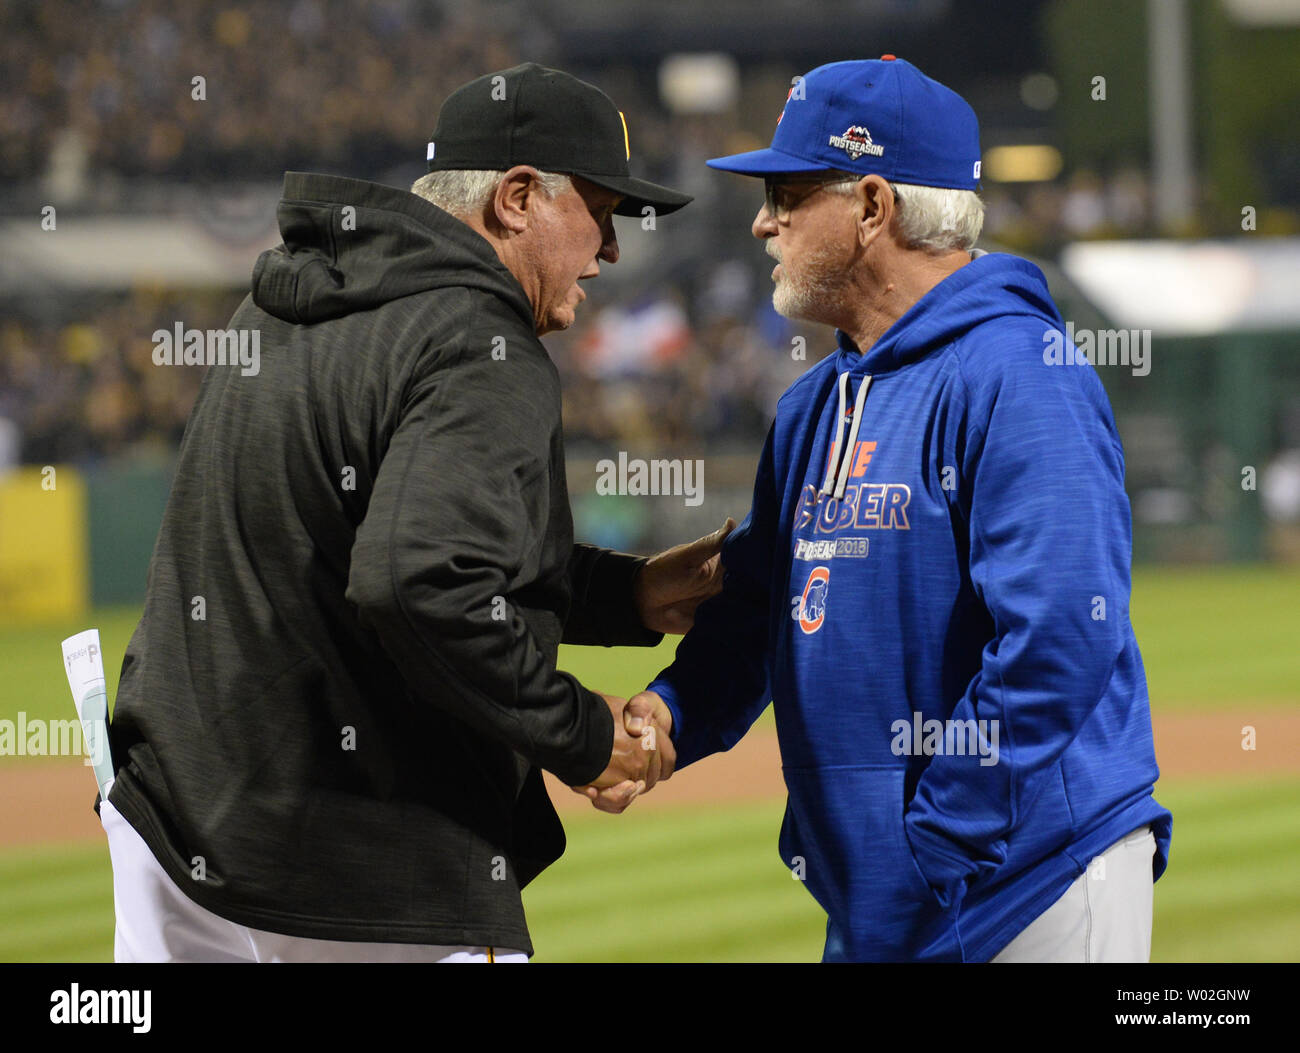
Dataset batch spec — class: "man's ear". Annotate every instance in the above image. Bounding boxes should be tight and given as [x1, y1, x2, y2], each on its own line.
[854, 174, 895, 250]
[491, 165, 543, 235]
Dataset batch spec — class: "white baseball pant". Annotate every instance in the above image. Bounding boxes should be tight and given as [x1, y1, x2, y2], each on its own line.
[991, 824, 1156, 962]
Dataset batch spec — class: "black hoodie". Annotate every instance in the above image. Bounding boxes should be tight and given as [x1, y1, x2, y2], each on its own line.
[105, 173, 659, 953]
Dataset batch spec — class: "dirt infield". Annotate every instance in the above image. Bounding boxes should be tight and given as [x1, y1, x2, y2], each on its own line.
[1, 710, 1296, 847]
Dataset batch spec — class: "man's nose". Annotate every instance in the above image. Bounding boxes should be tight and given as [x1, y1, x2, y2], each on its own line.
[598, 226, 620, 265]
[753, 204, 777, 239]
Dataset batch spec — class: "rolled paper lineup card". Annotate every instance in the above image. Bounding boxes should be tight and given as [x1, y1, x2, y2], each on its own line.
[61, 629, 115, 799]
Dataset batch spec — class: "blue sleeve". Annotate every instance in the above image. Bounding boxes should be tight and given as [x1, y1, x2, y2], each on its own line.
[904, 345, 1134, 910]
[647, 425, 779, 768]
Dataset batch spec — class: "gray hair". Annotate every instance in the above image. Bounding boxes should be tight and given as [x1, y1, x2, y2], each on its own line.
[828, 178, 984, 253]
[411, 169, 573, 218]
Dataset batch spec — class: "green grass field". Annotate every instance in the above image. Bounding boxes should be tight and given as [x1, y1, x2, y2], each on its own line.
[1, 565, 1297, 962]
[3, 778, 1296, 962]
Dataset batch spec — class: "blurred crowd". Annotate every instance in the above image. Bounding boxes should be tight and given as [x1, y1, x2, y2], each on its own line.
[0, 0, 822, 467]
[0, 276, 812, 471]
[0, 0, 1266, 473]
[980, 168, 1160, 254]
[1, 0, 522, 186]
[0, 290, 233, 468]
[5, 0, 1163, 242]
[553, 269, 813, 452]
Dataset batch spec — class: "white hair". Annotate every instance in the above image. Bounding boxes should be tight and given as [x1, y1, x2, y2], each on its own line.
[828, 178, 984, 253]
[410, 169, 573, 218]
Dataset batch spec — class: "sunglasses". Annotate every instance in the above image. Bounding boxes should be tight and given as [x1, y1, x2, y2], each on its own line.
[763, 175, 860, 220]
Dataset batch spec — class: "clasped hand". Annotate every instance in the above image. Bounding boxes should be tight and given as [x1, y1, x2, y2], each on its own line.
[570, 692, 674, 814]
[568, 519, 732, 813]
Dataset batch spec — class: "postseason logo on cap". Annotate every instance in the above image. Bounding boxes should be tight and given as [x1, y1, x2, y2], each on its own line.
[828, 125, 884, 161]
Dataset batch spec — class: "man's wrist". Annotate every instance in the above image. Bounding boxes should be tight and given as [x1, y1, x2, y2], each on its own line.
[646, 680, 681, 741]
[553, 682, 616, 787]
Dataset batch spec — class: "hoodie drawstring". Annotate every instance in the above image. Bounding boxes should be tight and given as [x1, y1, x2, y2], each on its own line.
[819, 372, 851, 497]
[819, 372, 873, 500]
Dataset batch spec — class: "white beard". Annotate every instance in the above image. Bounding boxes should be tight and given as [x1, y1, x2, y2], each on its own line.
[771, 244, 847, 321]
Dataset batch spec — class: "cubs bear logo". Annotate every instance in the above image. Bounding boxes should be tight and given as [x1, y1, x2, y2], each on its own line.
[792, 565, 830, 634]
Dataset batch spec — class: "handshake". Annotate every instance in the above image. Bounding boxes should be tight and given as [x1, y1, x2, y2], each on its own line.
[564, 516, 737, 814]
[571, 691, 673, 814]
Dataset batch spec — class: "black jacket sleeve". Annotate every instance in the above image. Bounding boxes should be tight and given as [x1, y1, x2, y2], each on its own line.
[345, 339, 612, 787]
[563, 544, 663, 648]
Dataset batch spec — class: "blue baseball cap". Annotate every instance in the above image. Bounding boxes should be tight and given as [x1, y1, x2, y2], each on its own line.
[707, 56, 982, 191]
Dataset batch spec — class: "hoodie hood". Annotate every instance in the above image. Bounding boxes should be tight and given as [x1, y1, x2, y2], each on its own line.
[818, 252, 1066, 500]
[835, 252, 1065, 376]
[252, 172, 534, 328]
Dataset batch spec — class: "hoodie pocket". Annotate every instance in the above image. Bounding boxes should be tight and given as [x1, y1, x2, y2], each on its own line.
[896, 780, 949, 910]
[780, 764, 961, 961]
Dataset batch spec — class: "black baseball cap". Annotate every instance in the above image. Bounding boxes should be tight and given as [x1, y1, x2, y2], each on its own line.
[426, 63, 692, 217]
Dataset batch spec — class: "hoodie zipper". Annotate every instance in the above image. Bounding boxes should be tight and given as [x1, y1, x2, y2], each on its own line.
[819, 371, 873, 501]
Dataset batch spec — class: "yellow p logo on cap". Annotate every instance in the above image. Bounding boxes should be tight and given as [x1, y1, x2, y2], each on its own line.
[619, 110, 630, 160]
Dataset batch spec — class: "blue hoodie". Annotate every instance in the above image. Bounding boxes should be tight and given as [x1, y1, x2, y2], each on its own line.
[649, 252, 1172, 962]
